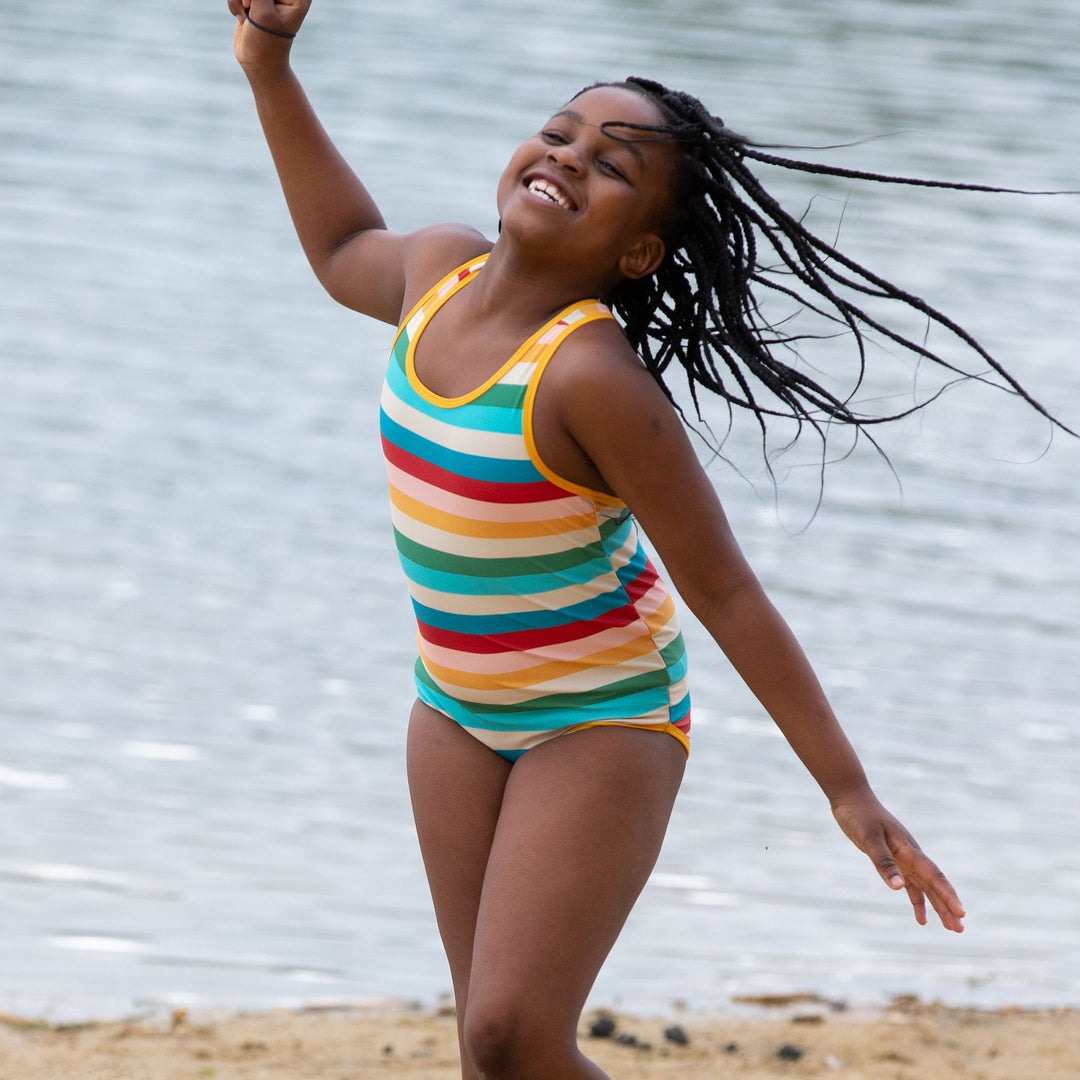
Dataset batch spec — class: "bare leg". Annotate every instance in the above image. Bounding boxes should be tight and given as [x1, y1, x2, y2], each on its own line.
[407, 701, 512, 1080]
[408, 700, 686, 1080]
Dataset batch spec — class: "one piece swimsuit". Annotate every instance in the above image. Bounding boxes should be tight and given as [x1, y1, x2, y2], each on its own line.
[379, 254, 691, 761]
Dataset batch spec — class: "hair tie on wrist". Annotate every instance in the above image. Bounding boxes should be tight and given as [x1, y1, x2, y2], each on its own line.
[246, 11, 296, 39]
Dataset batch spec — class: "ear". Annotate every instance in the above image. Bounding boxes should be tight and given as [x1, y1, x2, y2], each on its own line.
[618, 233, 666, 280]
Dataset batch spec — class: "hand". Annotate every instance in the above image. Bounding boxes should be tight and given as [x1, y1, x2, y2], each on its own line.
[228, 0, 311, 68]
[831, 789, 966, 933]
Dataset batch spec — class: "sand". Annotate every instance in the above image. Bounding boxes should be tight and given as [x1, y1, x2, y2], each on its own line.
[1, 995, 1076, 1079]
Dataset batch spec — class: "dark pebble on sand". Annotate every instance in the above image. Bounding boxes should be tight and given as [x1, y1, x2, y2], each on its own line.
[589, 1015, 617, 1039]
[663, 1024, 690, 1046]
[724, 1042, 739, 1053]
[615, 1032, 640, 1047]
[777, 1043, 804, 1061]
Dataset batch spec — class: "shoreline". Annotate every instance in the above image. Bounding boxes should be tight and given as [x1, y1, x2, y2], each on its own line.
[2, 996, 1077, 1079]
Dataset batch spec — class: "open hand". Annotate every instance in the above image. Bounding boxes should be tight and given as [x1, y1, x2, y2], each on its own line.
[831, 790, 966, 932]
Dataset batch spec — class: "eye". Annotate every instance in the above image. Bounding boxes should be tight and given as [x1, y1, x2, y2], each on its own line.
[597, 158, 627, 180]
[540, 129, 569, 145]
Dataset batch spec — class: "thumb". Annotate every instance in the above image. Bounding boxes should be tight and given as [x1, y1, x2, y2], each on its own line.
[876, 852, 906, 891]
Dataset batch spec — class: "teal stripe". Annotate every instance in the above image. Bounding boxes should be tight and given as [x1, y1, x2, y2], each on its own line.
[415, 668, 674, 731]
[385, 338, 526, 419]
[410, 583, 632, 634]
[670, 691, 691, 724]
[381, 412, 539, 484]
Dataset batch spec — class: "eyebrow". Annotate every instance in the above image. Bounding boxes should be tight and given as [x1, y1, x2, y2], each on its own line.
[552, 109, 646, 166]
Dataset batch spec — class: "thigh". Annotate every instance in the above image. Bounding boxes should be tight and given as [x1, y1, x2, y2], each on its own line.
[467, 725, 687, 1033]
[406, 700, 512, 998]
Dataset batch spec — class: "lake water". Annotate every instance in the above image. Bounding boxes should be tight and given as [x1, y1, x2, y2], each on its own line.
[2, 0, 1078, 1023]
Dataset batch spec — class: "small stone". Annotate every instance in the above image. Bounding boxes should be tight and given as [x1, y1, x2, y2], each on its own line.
[724, 1042, 739, 1053]
[615, 1032, 640, 1047]
[588, 1014, 617, 1039]
[777, 1043, 804, 1061]
[663, 1024, 690, 1046]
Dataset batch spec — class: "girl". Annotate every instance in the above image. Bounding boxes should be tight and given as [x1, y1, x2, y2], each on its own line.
[227, 2, 1024, 1077]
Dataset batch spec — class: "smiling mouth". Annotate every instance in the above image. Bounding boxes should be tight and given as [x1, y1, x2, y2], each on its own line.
[526, 177, 576, 211]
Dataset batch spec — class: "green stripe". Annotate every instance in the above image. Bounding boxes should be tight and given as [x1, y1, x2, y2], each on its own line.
[393, 513, 626, 578]
[415, 664, 673, 715]
[660, 633, 686, 665]
[475, 383, 528, 409]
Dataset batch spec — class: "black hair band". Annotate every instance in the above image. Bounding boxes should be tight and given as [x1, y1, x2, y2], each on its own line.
[246, 11, 296, 39]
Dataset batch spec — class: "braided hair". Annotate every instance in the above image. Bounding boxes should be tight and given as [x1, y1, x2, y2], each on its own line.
[576, 77, 1071, 457]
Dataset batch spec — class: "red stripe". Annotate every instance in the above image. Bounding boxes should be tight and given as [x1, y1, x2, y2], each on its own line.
[415, 560, 660, 655]
[382, 436, 567, 505]
[417, 600, 647, 655]
[625, 559, 659, 604]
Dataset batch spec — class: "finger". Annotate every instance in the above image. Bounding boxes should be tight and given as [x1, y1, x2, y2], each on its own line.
[869, 839, 908, 891]
[901, 855, 966, 932]
[249, 0, 296, 28]
[905, 882, 928, 926]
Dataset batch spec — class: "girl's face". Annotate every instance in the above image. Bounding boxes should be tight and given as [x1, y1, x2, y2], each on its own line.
[496, 86, 680, 289]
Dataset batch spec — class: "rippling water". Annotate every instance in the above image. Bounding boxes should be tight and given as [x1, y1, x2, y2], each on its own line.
[2, 0, 1078, 1021]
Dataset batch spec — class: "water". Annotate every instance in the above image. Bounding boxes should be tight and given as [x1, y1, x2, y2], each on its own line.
[2, 0, 1078, 1022]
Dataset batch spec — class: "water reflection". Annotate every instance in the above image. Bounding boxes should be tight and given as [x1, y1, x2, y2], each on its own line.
[1, 0, 1078, 1021]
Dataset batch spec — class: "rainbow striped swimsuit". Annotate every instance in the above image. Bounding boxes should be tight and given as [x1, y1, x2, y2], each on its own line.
[380, 255, 691, 760]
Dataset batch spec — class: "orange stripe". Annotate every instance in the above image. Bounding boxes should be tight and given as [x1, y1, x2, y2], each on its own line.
[388, 484, 599, 540]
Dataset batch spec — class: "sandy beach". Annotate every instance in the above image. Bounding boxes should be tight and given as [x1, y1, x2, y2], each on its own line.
[2, 996, 1076, 1079]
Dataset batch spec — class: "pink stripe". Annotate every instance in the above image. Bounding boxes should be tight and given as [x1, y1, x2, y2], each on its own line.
[419, 580, 675, 677]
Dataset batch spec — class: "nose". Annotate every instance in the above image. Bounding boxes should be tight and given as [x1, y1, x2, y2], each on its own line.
[546, 141, 584, 175]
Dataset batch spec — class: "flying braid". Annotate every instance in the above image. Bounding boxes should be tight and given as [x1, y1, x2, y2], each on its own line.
[573, 77, 1073, 456]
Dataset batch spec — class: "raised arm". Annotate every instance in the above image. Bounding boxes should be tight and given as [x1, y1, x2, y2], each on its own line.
[229, 0, 486, 323]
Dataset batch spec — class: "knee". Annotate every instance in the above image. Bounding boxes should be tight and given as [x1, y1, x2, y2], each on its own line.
[462, 1001, 554, 1079]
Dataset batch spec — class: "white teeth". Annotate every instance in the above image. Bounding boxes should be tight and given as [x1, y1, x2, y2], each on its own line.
[528, 179, 572, 210]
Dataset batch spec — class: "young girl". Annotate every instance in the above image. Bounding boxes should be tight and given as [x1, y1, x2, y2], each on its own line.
[227, 2, 1023, 1076]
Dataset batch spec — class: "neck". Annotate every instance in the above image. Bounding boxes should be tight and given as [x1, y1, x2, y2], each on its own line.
[469, 239, 615, 326]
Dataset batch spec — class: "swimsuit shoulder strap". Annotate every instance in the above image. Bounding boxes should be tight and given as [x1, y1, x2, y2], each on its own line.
[394, 253, 490, 345]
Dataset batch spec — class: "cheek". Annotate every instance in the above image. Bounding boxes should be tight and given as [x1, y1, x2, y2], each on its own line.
[495, 168, 514, 217]
[495, 144, 533, 215]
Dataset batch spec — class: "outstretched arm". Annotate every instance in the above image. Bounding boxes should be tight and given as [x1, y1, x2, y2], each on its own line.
[229, 0, 486, 322]
[553, 335, 966, 932]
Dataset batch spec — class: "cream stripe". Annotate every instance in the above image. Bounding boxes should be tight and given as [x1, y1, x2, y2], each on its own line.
[405, 567, 626, 616]
[498, 360, 539, 387]
[388, 484, 598, 541]
[381, 389, 530, 461]
[466, 718, 681, 755]
[413, 573, 671, 647]
[391, 506, 616, 561]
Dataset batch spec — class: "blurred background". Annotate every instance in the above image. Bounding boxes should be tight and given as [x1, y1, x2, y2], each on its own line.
[1, 0, 1078, 1022]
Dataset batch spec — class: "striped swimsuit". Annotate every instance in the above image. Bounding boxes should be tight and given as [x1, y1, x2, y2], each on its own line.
[379, 255, 691, 760]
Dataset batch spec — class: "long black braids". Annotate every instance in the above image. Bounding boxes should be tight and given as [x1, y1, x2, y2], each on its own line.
[577, 77, 1073, 459]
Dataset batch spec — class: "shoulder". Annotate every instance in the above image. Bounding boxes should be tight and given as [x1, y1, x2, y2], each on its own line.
[400, 223, 493, 309]
[542, 317, 694, 478]
[546, 317, 673, 417]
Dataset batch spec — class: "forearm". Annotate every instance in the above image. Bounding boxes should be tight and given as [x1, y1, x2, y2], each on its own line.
[242, 60, 386, 279]
[702, 580, 872, 803]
